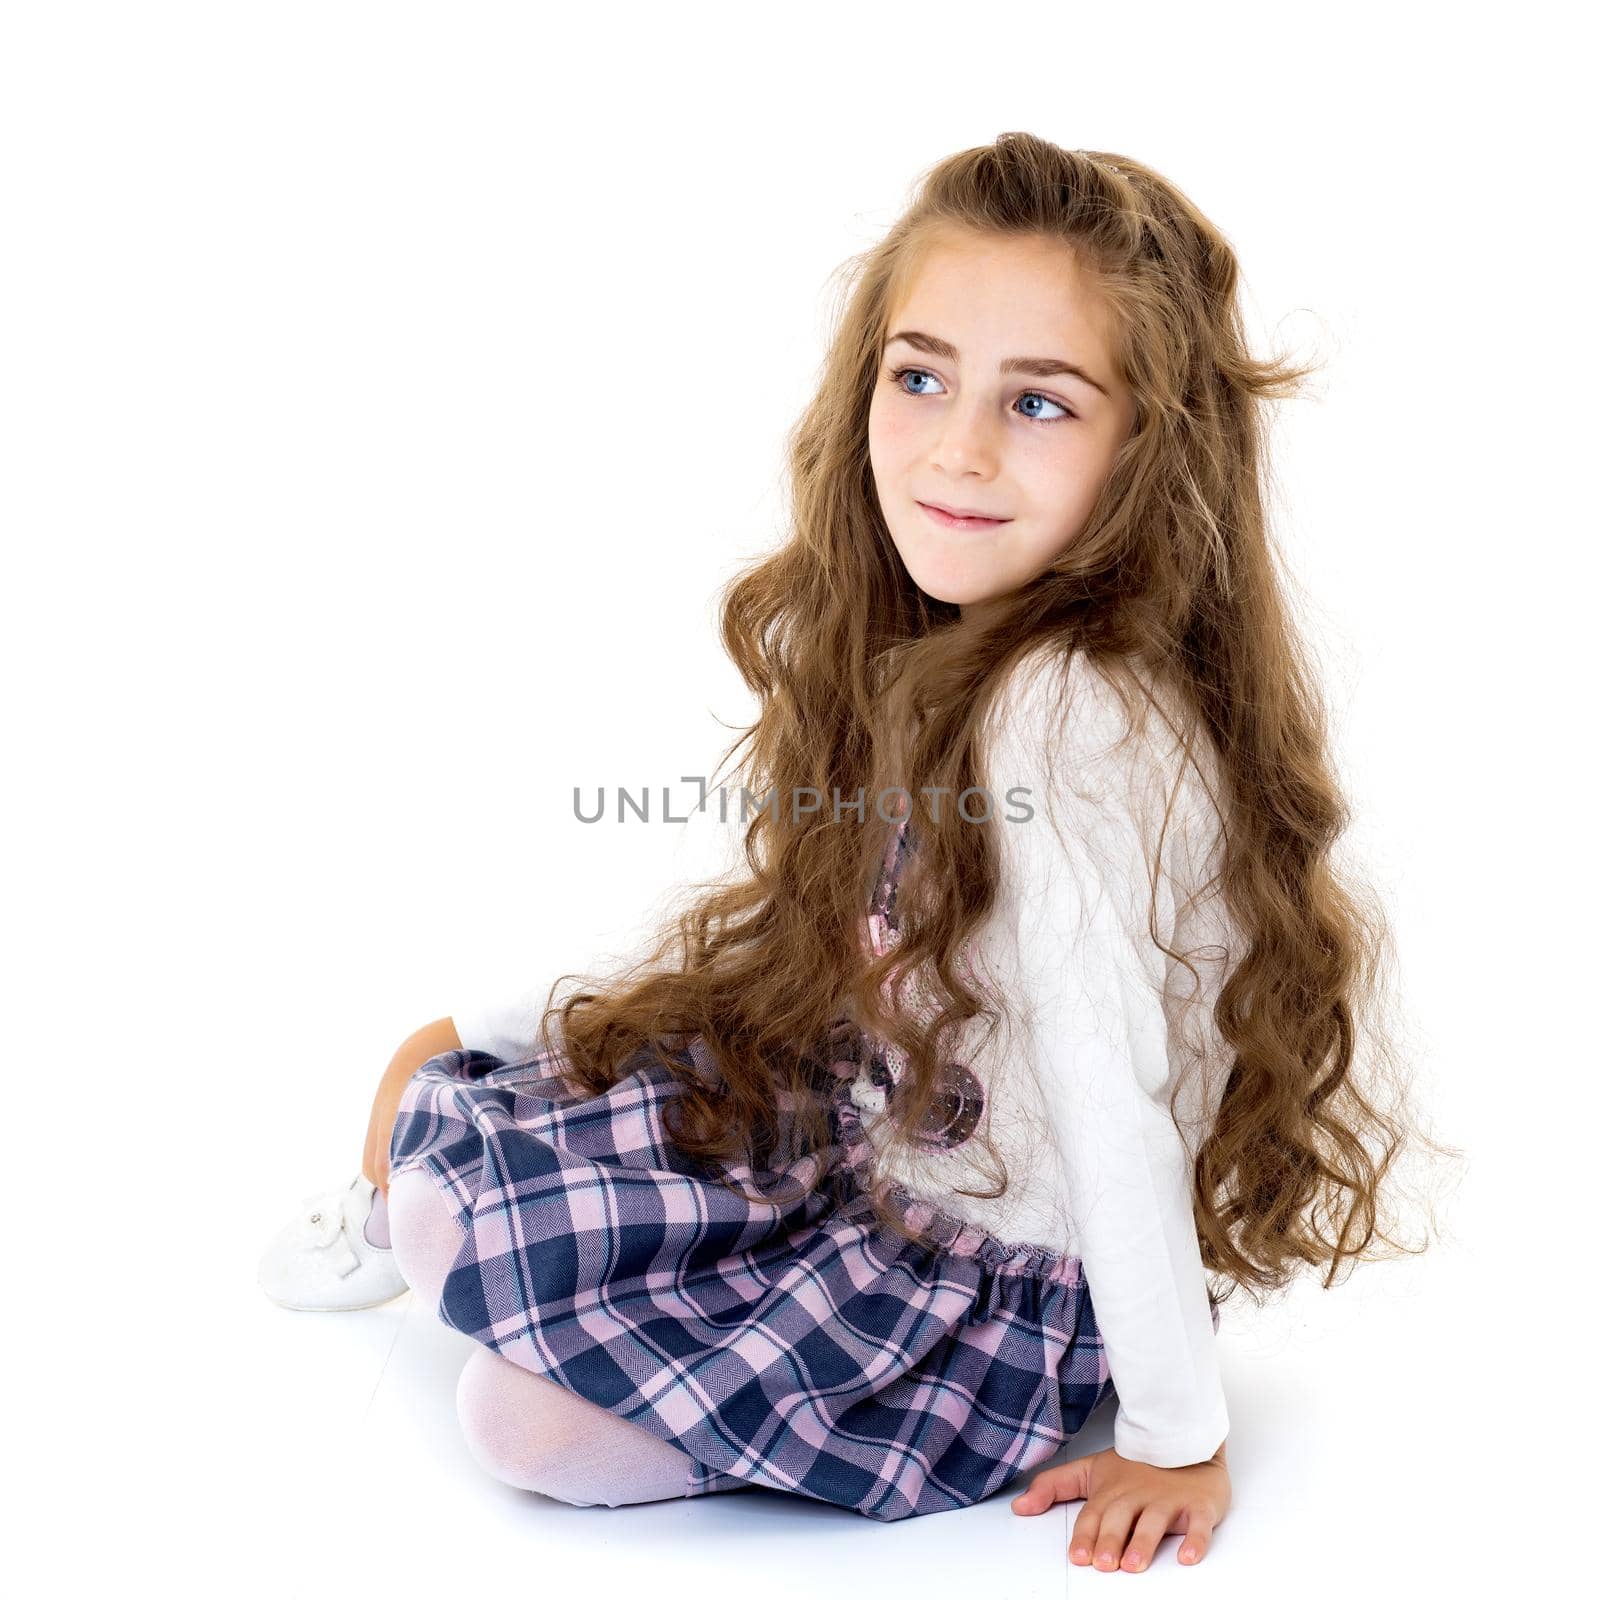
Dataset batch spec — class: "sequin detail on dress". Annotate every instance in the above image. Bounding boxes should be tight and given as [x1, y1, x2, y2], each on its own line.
[851, 812, 987, 1154]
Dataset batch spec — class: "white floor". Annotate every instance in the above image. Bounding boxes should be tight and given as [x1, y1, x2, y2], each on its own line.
[190, 1229, 1501, 1599]
[30, 1096, 1557, 1600]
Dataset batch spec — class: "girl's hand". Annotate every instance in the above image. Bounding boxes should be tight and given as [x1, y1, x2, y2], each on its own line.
[1010, 1440, 1230, 1573]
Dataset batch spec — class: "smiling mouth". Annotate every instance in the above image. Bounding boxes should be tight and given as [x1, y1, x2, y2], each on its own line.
[916, 500, 1012, 531]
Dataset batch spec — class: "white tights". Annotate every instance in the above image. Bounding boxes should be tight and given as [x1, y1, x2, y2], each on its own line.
[387, 1165, 703, 1508]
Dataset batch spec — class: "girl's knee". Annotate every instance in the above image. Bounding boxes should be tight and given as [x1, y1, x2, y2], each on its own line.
[454, 1345, 694, 1507]
[455, 1345, 591, 1495]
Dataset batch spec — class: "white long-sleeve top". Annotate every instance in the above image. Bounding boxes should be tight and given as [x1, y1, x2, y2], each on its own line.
[452, 643, 1242, 1469]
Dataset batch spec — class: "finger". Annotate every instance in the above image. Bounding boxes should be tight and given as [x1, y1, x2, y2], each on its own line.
[1178, 1503, 1219, 1565]
[1092, 1497, 1138, 1573]
[1010, 1459, 1089, 1515]
[1121, 1502, 1177, 1573]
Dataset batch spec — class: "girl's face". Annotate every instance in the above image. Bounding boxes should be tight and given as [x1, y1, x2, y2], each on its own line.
[867, 230, 1137, 621]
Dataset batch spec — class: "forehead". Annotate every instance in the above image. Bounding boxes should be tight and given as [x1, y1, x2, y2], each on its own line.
[887, 230, 1120, 374]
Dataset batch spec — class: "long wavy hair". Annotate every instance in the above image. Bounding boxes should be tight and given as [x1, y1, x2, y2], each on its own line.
[521, 132, 1459, 1308]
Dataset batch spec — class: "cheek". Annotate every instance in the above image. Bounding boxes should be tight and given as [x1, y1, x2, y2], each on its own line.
[1025, 433, 1109, 505]
[1023, 444, 1114, 557]
[868, 396, 914, 466]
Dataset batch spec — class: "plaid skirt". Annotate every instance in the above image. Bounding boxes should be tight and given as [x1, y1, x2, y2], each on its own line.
[388, 1029, 1178, 1523]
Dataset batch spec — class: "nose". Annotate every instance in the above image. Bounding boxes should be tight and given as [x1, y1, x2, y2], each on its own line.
[927, 394, 1001, 479]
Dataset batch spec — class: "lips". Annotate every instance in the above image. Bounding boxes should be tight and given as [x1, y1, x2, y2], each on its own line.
[916, 500, 1012, 530]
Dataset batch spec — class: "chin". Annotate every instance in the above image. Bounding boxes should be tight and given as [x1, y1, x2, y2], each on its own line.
[900, 570, 963, 606]
[897, 556, 999, 610]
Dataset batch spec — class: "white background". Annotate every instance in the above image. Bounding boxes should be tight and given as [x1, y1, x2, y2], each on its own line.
[4, 2, 1593, 1594]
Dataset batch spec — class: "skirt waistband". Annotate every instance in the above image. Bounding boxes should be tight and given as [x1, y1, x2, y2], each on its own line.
[829, 1078, 1086, 1287]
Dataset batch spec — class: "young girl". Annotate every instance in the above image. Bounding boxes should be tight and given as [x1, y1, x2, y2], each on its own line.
[260, 134, 1436, 1571]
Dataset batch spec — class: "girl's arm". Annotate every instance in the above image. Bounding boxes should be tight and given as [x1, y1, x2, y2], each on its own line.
[987, 647, 1230, 1469]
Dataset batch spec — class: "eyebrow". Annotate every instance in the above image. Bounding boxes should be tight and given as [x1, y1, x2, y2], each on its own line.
[883, 329, 1113, 398]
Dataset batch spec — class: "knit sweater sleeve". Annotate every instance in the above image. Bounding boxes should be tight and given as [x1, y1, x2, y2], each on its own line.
[984, 646, 1231, 1469]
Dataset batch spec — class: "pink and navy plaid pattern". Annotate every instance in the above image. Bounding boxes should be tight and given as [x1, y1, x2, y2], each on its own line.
[389, 814, 1217, 1520]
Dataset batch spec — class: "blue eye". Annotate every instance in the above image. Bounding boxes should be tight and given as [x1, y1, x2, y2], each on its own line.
[884, 365, 1076, 423]
[890, 365, 945, 398]
[1016, 391, 1072, 423]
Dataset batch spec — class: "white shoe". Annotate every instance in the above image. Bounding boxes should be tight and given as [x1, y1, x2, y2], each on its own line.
[258, 1172, 409, 1311]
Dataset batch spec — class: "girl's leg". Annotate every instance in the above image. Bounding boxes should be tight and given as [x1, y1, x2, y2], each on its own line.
[455, 1345, 702, 1507]
[363, 1184, 390, 1248]
[389, 1164, 706, 1507]
[387, 1165, 467, 1313]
